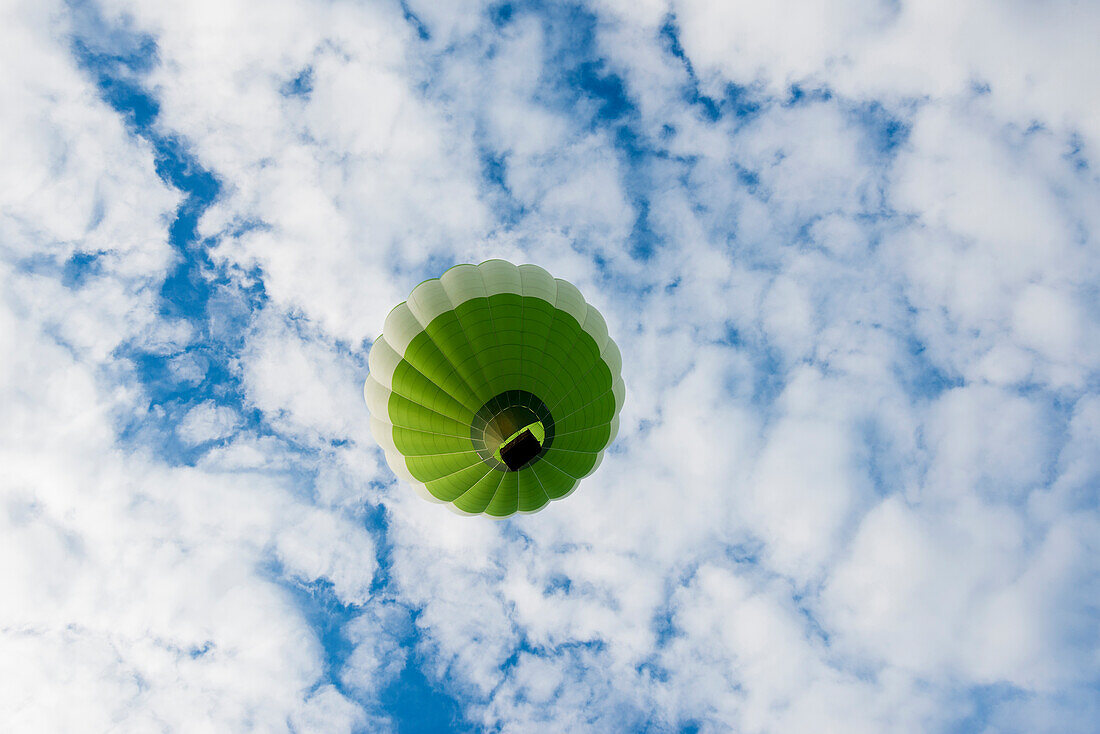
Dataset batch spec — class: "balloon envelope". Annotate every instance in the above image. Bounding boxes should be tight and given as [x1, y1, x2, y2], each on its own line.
[364, 260, 625, 517]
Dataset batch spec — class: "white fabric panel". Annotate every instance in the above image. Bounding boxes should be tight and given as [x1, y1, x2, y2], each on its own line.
[382, 302, 424, 356]
[518, 264, 557, 302]
[407, 277, 455, 328]
[479, 259, 523, 296]
[552, 279, 588, 325]
[440, 263, 488, 306]
[366, 336, 401, 389]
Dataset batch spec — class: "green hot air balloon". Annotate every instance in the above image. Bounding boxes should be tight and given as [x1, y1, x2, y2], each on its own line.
[364, 260, 624, 517]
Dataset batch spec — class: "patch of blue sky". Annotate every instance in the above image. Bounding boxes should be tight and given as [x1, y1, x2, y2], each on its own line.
[69, 22, 267, 460]
[61, 249, 106, 287]
[444, 4, 778, 273]
[897, 331, 965, 402]
[854, 414, 910, 498]
[488, 1, 515, 28]
[462, 2, 663, 260]
[272, 562, 364, 688]
[275, 564, 475, 731]
[16, 248, 108, 288]
[399, 0, 432, 42]
[67, 7, 476, 730]
[380, 655, 475, 734]
[280, 65, 315, 99]
[546, 9, 664, 261]
[784, 82, 833, 108]
[357, 493, 476, 729]
[659, 15, 764, 124]
[477, 145, 528, 223]
[68, 10, 364, 490]
[851, 100, 912, 158]
[65, 15, 327, 483]
[716, 323, 787, 411]
[1064, 132, 1090, 172]
[947, 684, 1030, 734]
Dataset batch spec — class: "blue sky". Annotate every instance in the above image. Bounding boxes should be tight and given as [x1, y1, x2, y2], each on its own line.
[3, 0, 1100, 732]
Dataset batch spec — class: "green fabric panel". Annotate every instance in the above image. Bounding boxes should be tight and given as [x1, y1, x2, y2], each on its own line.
[541, 319, 603, 419]
[452, 469, 505, 514]
[391, 426, 472, 456]
[493, 296, 598, 412]
[400, 331, 482, 415]
[425, 463, 493, 502]
[386, 393, 473, 435]
[516, 469, 549, 512]
[422, 311, 495, 406]
[451, 299, 502, 400]
[545, 336, 605, 418]
[550, 424, 611, 453]
[480, 293, 525, 396]
[554, 390, 616, 433]
[406, 451, 482, 482]
[531, 460, 579, 499]
[543, 450, 598, 479]
[515, 299, 577, 411]
[484, 471, 519, 517]
[403, 295, 609, 422]
[389, 360, 475, 422]
[519, 298, 555, 372]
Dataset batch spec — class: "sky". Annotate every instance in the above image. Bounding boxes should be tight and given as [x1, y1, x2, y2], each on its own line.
[2, 0, 1100, 731]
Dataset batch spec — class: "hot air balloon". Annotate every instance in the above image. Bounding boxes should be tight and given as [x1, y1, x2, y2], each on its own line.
[364, 260, 624, 517]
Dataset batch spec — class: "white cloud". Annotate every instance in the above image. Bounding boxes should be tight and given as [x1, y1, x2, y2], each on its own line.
[6, 0, 1100, 731]
[0, 2, 384, 729]
[922, 385, 1055, 501]
[168, 351, 208, 384]
[289, 685, 369, 734]
[822, 495, 1100, 690]
[178, 400, 240, 443]
[275, 507, 377, 606]
[673, 0, 1100, 155]
[240, 308, 372, 445]
[99, 0, 492, 344]
[340, 602, 410, 695]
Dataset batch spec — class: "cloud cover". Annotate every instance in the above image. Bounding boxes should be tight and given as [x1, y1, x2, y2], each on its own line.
[2, 0, 1099, 731]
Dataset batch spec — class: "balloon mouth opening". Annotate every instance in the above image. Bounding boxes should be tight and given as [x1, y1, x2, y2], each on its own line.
[496, 422, 544, 470]
[471, 390, 555, 472]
